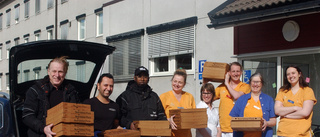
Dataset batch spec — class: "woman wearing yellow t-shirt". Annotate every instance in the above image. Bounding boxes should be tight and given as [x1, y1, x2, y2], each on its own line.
[230, 73, 276, 137]
[275, 65, 317, 137]
[160, 69, 196, 137]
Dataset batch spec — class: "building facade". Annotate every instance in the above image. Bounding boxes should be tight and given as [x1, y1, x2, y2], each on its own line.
[0, 0, 235, 108]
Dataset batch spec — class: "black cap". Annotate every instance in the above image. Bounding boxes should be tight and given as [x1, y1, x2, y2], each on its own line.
[134, 66, 149, 76]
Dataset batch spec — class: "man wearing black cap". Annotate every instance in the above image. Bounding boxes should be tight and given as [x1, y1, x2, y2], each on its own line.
[116, 66, 167, 130]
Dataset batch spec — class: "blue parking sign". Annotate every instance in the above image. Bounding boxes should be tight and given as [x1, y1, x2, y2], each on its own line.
[243, 70, 251, 84]
[199, 60, 206, 73]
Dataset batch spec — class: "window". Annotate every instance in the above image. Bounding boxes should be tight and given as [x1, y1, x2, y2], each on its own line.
[5, 73, 9, 91]
[76, 61, 86, 82]
[60, 20, 69, 39]
[0, 76, 2, 91]
[14, 4, 20, 23]
[24, 37, 29, 43]
[6, 9, 11, 27]
[33, 67, 41, 80]
[35, 0, 40, 14]
[46, 25, 54, 40]
[35, 33, 40, 41]
[34, 29, 41, 41]
[107, 29, 143, 80]
[148, 22, 195, 74]
[96, 12, 103, 36]
[14, 38, 19, 46]
[0, 46, 2, 60]
[0, 13, 2, 30]
[47, 29, 53, 40]
[24, 70, 30, 82]
[61, 0, 68, 4]
[24, 0, 29, 18]
[47, 0, 54, 9]
[5, 41, 10, 59]
[78, 18, 85, 40]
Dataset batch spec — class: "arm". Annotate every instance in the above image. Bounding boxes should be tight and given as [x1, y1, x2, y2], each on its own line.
[157, 98, 167, 120]
[224, 73, 245, 100]
[22, 87, 46, 134]
[116, 95, 133, 129]
[262, 117, 276, 131]
[284, 100, 315, 119]
[274, 100, 302, 116]
[217, 127, 222, 137]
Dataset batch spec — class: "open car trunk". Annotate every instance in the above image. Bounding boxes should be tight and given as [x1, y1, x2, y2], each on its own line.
[8, 40, 115, 136]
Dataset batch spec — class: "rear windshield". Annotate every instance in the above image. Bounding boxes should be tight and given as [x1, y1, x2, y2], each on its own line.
[17, 59, 95, 84]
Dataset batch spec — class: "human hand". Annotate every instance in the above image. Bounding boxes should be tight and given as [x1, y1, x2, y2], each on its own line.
[168, 115, 177, 130]
[224, 72, 230, 85]
[261, 118, 267, 132]
[116, 126, 123, 129]
[44, 124, 56, 137]
[130, 122, 137, 130]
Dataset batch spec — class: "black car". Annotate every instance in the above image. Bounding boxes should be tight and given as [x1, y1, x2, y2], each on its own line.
[0, 40, 115, 137]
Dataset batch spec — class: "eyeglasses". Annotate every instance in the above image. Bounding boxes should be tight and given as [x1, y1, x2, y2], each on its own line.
[251, 81, 261, 84]
[202, 92, 213, 95]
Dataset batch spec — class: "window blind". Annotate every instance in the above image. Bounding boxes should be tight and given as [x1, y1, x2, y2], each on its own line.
[109, 36, 141, 80]
[148, 25, 194, 58]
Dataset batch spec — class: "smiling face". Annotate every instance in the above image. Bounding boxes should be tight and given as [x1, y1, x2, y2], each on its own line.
[97, 77, 114, 99]
[286, 67, 301, 86]
[48, 61, 66, 89]
[171, 75, 186, 93]
[229, 65, 242, 82]
[202, 89, 213, 104]
[250, 75, 262, 94]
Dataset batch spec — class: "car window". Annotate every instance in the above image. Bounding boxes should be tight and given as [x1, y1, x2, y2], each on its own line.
[17, 59, 95, 83]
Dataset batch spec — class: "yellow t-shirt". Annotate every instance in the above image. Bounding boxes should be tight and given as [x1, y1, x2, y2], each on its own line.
[275, 87, 317, 137]
[215, 82, 251, 133]
[160, 90, 196, 137]
[243, 96, 263, 137]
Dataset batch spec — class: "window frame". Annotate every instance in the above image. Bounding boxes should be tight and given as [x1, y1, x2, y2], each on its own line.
[24, 1, 29, 18]
[14, 4, 20, 24]
[35, 0, 40, 14]
[77, 17, 86, 40]
[96, 12, 103, 36]
[147, 18, 197, 76]
[6, 9, 11, 27]
[47, 0, 54, 9]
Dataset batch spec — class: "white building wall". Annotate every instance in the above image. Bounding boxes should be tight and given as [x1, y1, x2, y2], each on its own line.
[102, 0, 236, 108]
[0, 0, 237, 112]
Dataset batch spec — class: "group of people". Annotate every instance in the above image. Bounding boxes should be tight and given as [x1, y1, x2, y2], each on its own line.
[22, 56, 317, 137]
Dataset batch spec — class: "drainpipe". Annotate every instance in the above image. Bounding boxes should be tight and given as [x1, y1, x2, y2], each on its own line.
[55, 0, 58, 40]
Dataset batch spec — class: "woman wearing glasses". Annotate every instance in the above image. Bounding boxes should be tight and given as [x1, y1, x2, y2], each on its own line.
[229, 73, 276, 137]
[196, 83, 221, 137]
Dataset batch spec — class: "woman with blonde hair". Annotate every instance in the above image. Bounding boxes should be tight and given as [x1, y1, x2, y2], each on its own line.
[160, 69, 196, 137]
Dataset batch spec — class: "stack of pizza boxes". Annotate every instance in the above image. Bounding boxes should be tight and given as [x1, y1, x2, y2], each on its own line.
[202, 61, 230, 82]
[98, 129, 140, 137]
[169, 108, 207, 129]
[46, 102, 94, 137]
[133, 120, 171, 136]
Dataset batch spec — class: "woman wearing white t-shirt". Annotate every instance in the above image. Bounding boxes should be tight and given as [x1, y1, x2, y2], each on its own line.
[196, 83, 221, 137]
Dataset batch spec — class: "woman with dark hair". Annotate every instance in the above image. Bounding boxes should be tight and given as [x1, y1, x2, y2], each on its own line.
[230, 73, 276, 137]
[196, 83, 221, 137]
[275, 65, 317, 137]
